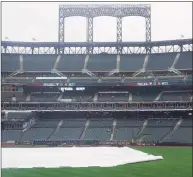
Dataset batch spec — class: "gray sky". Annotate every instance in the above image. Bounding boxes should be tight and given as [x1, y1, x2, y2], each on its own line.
[2, 1, 192, 42]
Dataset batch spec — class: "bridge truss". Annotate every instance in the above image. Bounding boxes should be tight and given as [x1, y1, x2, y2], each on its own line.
[58, 4, 151, 54]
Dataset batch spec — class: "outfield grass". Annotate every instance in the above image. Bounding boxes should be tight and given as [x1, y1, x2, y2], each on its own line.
[2, 147, 192, 177]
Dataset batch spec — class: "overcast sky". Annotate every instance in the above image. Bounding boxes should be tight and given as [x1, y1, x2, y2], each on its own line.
[2, 1, 192, 42]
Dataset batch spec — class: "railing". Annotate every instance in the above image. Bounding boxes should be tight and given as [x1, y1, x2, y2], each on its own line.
[2, 101, 192, 111]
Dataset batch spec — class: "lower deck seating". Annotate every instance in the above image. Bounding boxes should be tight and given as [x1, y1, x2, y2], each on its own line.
[84, 127, 112, 140]
[114, 127, 140, 140]
[163, 127, 192, 144]
[21, 128, 54, 141]
[49, 128, 83, 140]
[142, 127, 171, 143]
[33, 120, 60, 128]
[98, 93, 129, 102]
[2, 130, 22, 141]
[89, 119, 113, 127]
[2, 118, 192, 144]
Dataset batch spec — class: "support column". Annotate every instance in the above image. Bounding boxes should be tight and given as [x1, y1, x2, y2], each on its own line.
[145, 16, 151, 42]
[145, 17, 151, 54]
[58, 7, 65, 42]
[86, 17, 93, 54]
[116, 17, 122, 54]
[58, 7, 65, 54]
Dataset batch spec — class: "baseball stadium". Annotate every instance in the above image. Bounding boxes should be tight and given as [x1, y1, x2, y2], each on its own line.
[1, 3, 192, 177]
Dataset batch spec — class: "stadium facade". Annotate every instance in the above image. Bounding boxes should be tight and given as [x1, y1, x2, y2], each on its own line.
[1, 4, 192, 147]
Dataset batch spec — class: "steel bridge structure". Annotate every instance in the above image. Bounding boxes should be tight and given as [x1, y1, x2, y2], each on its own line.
[58, 4, 151, 54]
[1, 39, 192, 55]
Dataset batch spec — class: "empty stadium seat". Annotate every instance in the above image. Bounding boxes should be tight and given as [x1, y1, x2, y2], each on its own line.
[142, 127, 172, 143]
[87, 54, 116, 71]
[116, 119, 144, 127]
[97, 93, 129, 102]
[57, 55, 85, 71]
[30, 92, 60, 102]
[2, 130, 22, 141]
[146, 53, 176, 71]
[164, 127, 192, 144]
[120, 54, 145, 72]
[1, 54, 20, 72]
[2, 92, 26, 102]
[89, 119, 113, 127]
[23, 54, 56, 71]
[175, 52, 192, 70]
[84, 127, 111, 140]
[7, 112, 31, 120]
[49, 128, 83, 140]
[21, 128, 54, 141]
[114, 127, 140, 140]
[160, 91, 191, 101]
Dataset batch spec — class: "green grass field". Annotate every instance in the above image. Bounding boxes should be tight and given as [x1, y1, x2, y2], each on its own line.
[2, 146, 192, 177]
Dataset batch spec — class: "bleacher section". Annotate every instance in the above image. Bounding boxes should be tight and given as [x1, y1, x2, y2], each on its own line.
[146, 53, 176, 71]
[30, 92, 60, 102]
[163, 119, 192, 144]
[57, 55, 85, 71]
[50, 128, 83, 140]
[61, 119, 86, 128]
[175, 52, 192, 70]
[69, 77, 98, 83]
[21, 128, 54, 141]
[33, 120, 60, 128]
[84, 119, 113, 140]
[20, 119, 59, 141]
[1, 52, 192, 72]
[1, 90, 191, 102]
[2, 92, 26, 102]
[87, 55, 116, 71]
[49, 119, 86, 140]
[120, 54, 145, 71]
[97, 92, 129, 102]
[163, 128, 192, 144]
[160, 91, 191, 101]
[84, 128, 112, 140]
[142, 127, 171, 142]
[7, 112, 31, 120]
[1, 118, 192, 144]
[132, 92, 158, 102]
[1, 54, 20, 72]
[114, 119, 144, 140]
[2, 130, 23, 141]
[23, 55, 56, 71]
[61, 92, 94, 102]
[140, 119, 178, 143]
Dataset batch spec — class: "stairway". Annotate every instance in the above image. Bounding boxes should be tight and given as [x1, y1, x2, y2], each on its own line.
[47, 120, 63, 140]
[83, 55, 89, 70]
[116, 55, 120, 72]
[53, 55, 61, 70]
[80, 119, 90, 140]
[159, 118, 183, 143]
[136, 119, 148, 138]
[110, 119, 117, 140]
